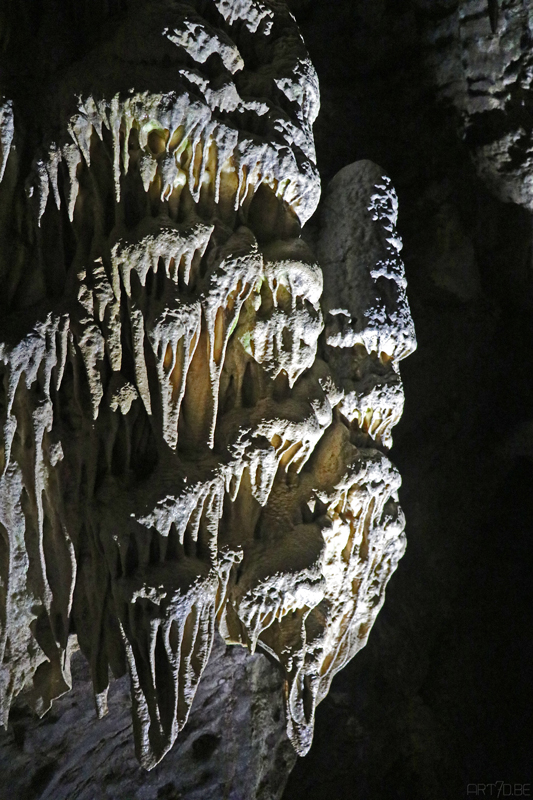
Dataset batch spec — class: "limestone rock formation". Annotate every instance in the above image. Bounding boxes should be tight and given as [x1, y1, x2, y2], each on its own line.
[0, 634, 296, 800]
[0, 0, 415, 772]
[419, 0, 533, 211]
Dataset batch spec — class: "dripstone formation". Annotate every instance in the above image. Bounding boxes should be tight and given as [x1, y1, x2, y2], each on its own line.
[0, 0, 415, 773]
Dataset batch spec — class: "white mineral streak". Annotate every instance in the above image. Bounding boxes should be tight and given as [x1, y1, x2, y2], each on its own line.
[21, 0, 321, 232]
[28, 84, 319, 224]
[213, 0, 274, 33]
[0, 0, 415, 774]
[150, 301, 202, 449]
[274, 56, 320, 164]
[318, 159, 417, 449]
[201, 230, 260, 446]
[117, 564, 222, 769]
[0, 99, 14, 183]
[291, 451, 406, 754]
[319, 160, 416, 361]
[235, 238, 324, 387]
[165, 21, 244, 74]
[0, 315, 74, 724]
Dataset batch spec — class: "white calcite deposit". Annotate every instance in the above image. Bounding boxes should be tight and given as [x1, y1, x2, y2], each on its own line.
[0, 0, 415, 771]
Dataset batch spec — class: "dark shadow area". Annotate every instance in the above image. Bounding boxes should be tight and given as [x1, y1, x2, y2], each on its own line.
[285, 1, 533, 798]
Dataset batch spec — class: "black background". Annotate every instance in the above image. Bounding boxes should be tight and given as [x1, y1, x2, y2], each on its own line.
[284, 2, 533, 798]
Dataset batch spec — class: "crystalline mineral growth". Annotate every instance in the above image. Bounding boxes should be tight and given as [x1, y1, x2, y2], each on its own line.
[0, 0, 416, 770]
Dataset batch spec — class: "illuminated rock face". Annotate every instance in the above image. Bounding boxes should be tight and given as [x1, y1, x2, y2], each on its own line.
[0, 0, 415, 771]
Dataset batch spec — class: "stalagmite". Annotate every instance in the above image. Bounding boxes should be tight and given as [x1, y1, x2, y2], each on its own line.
[0, 0, 415, 771]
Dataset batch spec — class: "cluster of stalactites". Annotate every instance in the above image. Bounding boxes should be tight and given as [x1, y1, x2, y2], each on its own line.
[22, 0, 320, 233]
[0, 0, 414, 774]
[0, 157, 414, 770]
[28, 87, 319, 230]
[73, 219, 324, 450]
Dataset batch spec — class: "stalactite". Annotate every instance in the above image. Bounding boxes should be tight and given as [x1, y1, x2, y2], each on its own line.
[0, 0, 415, 772]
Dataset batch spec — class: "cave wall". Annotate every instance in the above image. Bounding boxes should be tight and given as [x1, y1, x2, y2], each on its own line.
[0, 1, 532, 799]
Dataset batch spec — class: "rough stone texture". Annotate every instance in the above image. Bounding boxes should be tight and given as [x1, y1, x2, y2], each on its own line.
[0, 635, 296, 800]
[0, 0, 414, 788]
[417, 0, 533, 211]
